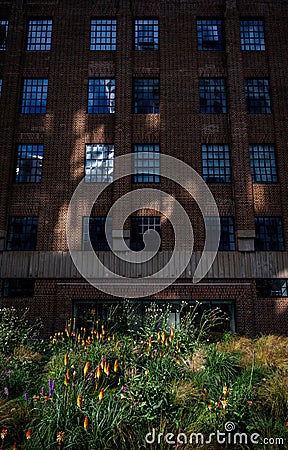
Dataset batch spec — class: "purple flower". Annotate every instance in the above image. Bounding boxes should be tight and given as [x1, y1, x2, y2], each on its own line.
[4, 387, 8, 396]
[24, 392, 29, 402]
[41, 386, 45, 396]
[48, 378, 55, 397]
[121, 385, 128, 391]
[218, 380, 222, 386]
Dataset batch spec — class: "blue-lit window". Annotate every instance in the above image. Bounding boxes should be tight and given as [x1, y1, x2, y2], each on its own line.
[133, 144, 160, 183]
[88, 79, 115, 113]
[82, 217, 112, 251]
[3, 279, 35, 297]
[256, 279, 287, 298]
[0, 20, 8, 50]
[90, 19, 116, 50]
[7, 217, 38, 251]
[240, 19, 265, 50]
[197, 19, 223, 50]
[249, 144, 278, 183]
[85, 144, 114, 182]
[255, 217, 284, 251]
[27, 19, 52, 50]
[202, 144, 231, 183]
[244, 79, 271, 114]
[15, 144, 43, 183]
[130, 216, 161, 251]
[199, 78, 227, 113]
[21, 79, 48, 114]
[0, 79, 2, 95]
[133, 78, 159, 114]
[134, 19, 159, 50]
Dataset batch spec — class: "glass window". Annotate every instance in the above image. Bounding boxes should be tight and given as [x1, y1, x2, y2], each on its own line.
[133, 144, 160, 183]
[199, 78, 227, 113]
[197, 19, 223, 50]
[256, 279, 287, 298]
[205, 216, 235, 251]
[240, 19, 265, 51]
[202, 144, 231, 183]
[0, 79, 2, 95]
[255, 217, 285, 251]
[90, 19, 116, 50]
[0, 20, 8, 50]
[133, 78, 159, 114]
[130, 216, 161, 251]
[15, 144, 43, 183]
[21, 79, 48, 114]
[82, 216, 112, 251]
[3, 279, 35, 297]
[249, 144, 278, 183]
[187, 300, 235, 332]
[27, 19, 52, 50]
[7, 217, 38, 251]
[85, 144, 114, 183]
[244, 79, 271, 114]
[88, 79, 115, 114]
[134, 19, 159, 50]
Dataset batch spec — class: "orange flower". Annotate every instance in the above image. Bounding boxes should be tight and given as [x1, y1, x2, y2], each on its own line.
[148, 336, 153, 347]
[65, 368, 70, 381]
[286, 421, 288, 427]
[13, 443, 18, 450]
[83, 361, 90, 379]
[56, 431, 65, 447]
[99, 388, 104, 402]
[1, 429, 7, 440]
[176, 357, 181, 365]
[95, 364, 102, 379]
[64, 352, 69, 366]
[223, 386, 228, 396]
[77, 394, 83, 408]
[84, 416, 89, 431]
[208, 404, 213, 410]
[157, 331, 161, 341]
[26, 429, 32, 440]
[104, 362, 110, 376]
[101, 355, 105, 369]
[145, 369, 149, 376]
[64, 374, 69, 386]
[114, 359, 119, 373]
[161, 331, 165, 343]
[170, 328, 174, 339]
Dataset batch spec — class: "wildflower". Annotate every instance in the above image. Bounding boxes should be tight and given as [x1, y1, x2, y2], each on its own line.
[114, 359, 119, 373]
[223, 386, 228, 396]
[13, 443, 18, 449]
[176, 341, 179, 350]
[157, 331, 161, 341]
[3, 387, 8, 397]
[221, 399, 228, 410]
[64, 374, 69, 386]
[247, 400, 253, 406]
[208, 404, 213, 410]
[84, 415, 89, 431]
[65, 368, 70, 381]
[48, 378, 55, 397]
[202, 388, 207, 395]
[41, 386, 45, 396]
[104, 362, 110, 376]
[1, 429, 7, 441]
[99, 388, 104, 402]
[176, 357, 181, 365]
[26, 429, 32, 440]
[151, 351, 155, 360]
[218, 380, 222, 386]
[83, 361, 90, 379]
[170, 328, 174, 339]
[148, 336, 152, 347]
[24, 392, 29, 402]
[101, 355, 106, 369]
[95, 364, 102, 379]
[121, 385, 128, 391]
[64, 352, 69, 366]
[286, 421, 288, 427]
[145, 369, 149, 376]
[161, 331, 165, 343]
[56, 431, 65, 448]
[77, 394, 83, 408]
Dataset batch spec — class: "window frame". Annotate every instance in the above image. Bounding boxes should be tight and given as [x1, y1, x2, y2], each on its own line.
[249, 144, 278, 184]
[87, 78, 116, 114]
[7, 216, 38, 251]
[244, 78, 271, 114]
[90, 18, 117, 51]
[85, 143, 114, 183]
[199, 78, 227, 114]
[134, 18, 159, 50]
[26, 18, 52, 51]
[256, 279, 287, 298]
[197, 18, 224, 51]
[254, 216, 285, 251]
[133, 78, 160, 114]
[15, 144, 43, 183]
[202, 143, 231, 183]
[133, 144, 160, 183]
[130, 216, 161, 251]
[82, 216, 112, 251]
[20, 78, 48, 114]
[240, 18, 266, 51]
[0, 20, 8, 50]
[3, 279, 35, 298]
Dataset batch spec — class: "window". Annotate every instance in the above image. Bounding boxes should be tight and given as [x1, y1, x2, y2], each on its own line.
[255, 217, 284, 251]
[27, 19, 52, 50]
[0, 79, 2, 95]
[133, 144, 160, 183]
[15, 144, 43, 183]
[202, 144, 231, 183]
[85, 144, 114, 182]
[21, 79, 48, 114]
[88, 79, 115, 113]
[188, 300, 235, 332]
[0, 20, 8, 50]
[199, 78, 227, 113]
[133, 78, 159, 114]
[197, 19, 223, 50]
[3, 279, 35, 298]
[134, 19, 159, 50]
[90, 19, 116, 50]
[82, 216, 112, 251]
[244, 79, 271, 114]
[205, 216, 235, 251]
[249, 144, 278, 183]
[130, 216, 161, 251]
[7, 217, 38, 251]
[256, 279, 287, 298]
[240, 19, 265, 51]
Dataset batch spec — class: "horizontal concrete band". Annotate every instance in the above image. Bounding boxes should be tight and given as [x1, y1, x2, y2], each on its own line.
[0, 251, 287, 279]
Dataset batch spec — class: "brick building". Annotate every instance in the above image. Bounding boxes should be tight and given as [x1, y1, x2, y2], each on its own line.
[0, 0, 288, 336]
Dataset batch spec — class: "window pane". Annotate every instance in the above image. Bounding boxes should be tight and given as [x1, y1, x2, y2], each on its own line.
[82, 216, 112, 251]
[88, 79, 115, 113]
[27, 19, 52, 50]
[199, 78, 227, 113]
[7, 217, 38, 251]
[21, 79, 48, 114]
[3, 279, 35, 297]
[256, 279, 287, 297]
[90, 19, 116, 50]
[249, 144, 278, 183]
[244, 79, 271, 114]
[15, 144, 43, 183]
[85, 144, 114, 182]
[240, 19, 265, 51]
[134, 19, 159, 50]
[255, 217, 284, 251]
[130, 216, 161, 251]
[197, 19, 223, 50]
[133, 78, 159, 114]
[202, 144, 231, 182]
[0, 20, 8, 50]
[133, 144, 160, 183]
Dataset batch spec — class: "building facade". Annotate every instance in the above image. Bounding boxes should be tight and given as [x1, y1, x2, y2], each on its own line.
[0, 0, 288, 336]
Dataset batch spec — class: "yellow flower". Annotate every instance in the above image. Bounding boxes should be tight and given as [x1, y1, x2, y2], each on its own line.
[157, 331, 161, 341]
[223, 386, 228, 396]
[221, 399, 228, 410]
[148, 336, 153, 347]
[57, 431, 65, 447]
[208, 404, 213, 410]
[145, 369, 149, 376]
[77, 394, 83, 408]
[83, 361, 90, 379]
[84, 416, 89, 431]
[26, 429, 32, 440]
[104, 362, 110, 376]
[114, 359, 119, 373]
[64, 374, 69, 386]
[161, 331, 165, 343]
[65, 368, 70, 381]
[99, 388, 104, 402]
[1, 428, 8, 440]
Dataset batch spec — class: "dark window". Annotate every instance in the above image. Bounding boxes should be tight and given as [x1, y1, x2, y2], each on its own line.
[7, 217, 38, 251]
[199, 78, 227, 113]
[3, 279, 35, 298]
[205, 216, 235, 251]
[255, 217, 285, 251]
[249, 144, 278, 183]
[197, 19, 223, 50]
[0, 20, 8, 50]
[240, 19, 265, 51]
[202, 144, 231, 183]
[0, 79, 2, 95]
[244, 79, 271, 114]
[82, 217, 112, 251]
[133, 78, 159, 114]
[21, 79, 48, 114]
[90, 19, 116, 50]
[85, 144, 114, 182]
[188, 300, 235, 332]
[130, 216, 161, 251]
[256, 279, 287, 298]
[27, 19, 52, 50]
[15, 144, 43, 183]
[133, 144, 160, 183]
[88, 79, 115, 114]
[134, 19, 159, 50]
